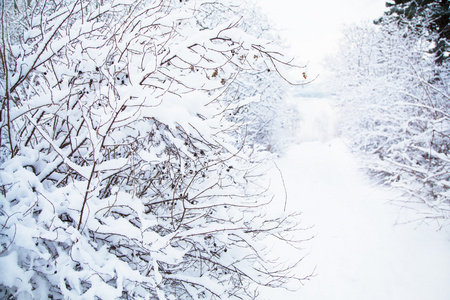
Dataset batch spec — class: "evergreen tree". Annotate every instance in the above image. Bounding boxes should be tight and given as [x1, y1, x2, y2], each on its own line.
[381, 0, 450, 64]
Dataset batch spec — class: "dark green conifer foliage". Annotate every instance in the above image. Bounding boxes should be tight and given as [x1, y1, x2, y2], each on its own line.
[381, 0, 450, 64]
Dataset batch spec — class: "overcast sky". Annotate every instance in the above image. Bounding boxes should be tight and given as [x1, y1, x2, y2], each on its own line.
[257, 0, 387, 69]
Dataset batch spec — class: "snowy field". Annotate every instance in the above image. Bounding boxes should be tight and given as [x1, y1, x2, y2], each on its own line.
[261, 95, 450, 299]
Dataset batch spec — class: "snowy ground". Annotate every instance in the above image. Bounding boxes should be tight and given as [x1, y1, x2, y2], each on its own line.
[261, 95, 450, 299]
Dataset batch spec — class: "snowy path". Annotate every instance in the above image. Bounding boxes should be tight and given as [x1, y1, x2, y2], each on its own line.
[262, 97, 450, 299]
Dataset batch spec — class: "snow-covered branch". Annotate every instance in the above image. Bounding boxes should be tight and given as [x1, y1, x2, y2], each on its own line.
[0, 0, 309, 298]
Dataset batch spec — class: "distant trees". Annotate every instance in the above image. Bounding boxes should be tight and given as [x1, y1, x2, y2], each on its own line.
[0, 0, 309, 298]
[331, 13, 450, 224]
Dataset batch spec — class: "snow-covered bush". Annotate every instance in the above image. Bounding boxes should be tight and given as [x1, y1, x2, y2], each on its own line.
[0, 0, 309, 298]
[193, 1, 302, 153]
[331, 17, 450, 224]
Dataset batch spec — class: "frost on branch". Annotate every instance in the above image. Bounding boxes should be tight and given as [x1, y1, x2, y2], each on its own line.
[0, 0, 310, 298]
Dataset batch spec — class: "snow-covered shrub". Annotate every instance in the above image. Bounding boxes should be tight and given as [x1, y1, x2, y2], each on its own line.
[190, 0, 303, 153]
[331, 17, 450, 223]
[0, 0, 310, 298]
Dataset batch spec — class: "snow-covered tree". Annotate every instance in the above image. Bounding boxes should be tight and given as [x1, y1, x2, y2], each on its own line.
[380, 0, 450, 65]
[330, 16, 450, 224]
[0, 0, 310, 298]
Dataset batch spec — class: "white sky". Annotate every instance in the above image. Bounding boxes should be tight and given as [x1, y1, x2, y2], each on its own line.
[257, 0, 387, 69]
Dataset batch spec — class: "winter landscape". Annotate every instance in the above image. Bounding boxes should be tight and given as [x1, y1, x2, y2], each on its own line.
[1, 0, 450, 299]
